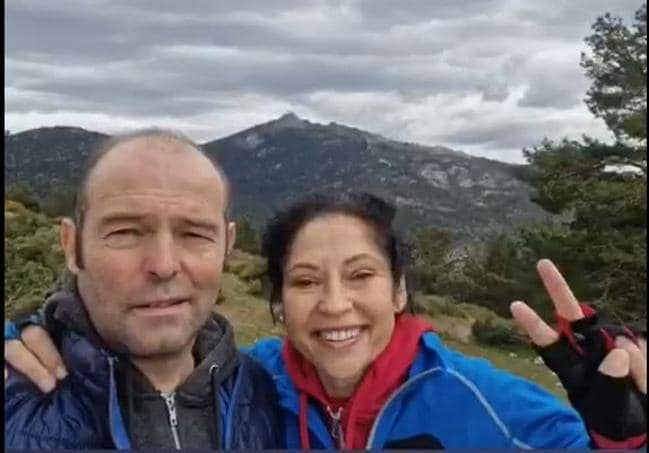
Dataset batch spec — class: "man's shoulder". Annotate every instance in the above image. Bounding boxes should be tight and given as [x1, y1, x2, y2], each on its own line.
[237, 349, 278, 391]
[227, 343, 283, 448]
[5, 372, 110, 449]
[241, 337, 284, 373]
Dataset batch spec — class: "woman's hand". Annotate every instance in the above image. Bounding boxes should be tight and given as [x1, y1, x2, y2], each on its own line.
[511, 259, 646, 449]
[5, 324, 66, 392]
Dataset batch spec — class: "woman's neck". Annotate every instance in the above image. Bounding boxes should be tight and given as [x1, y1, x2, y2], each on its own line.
[317, 369, 365, 399]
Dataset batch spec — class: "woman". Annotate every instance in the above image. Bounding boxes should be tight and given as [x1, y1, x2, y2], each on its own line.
[244, 192, 645, 449]
[5, 192, 647, 449]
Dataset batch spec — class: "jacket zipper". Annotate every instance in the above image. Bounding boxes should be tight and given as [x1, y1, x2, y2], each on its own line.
[326, 406, 345, 449]
[365, 367, 442, 448]
[161, 392, 182, 449]
[107, 356, 132, 449]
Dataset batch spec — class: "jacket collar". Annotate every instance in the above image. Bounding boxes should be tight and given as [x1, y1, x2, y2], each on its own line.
[41, 290, 240, 403]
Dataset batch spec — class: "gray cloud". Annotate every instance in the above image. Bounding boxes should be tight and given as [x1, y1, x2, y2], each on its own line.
[5, 0, 642, 163]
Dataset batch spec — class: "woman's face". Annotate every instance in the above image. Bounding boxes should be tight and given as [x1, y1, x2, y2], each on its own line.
[281, 214, 406, 397]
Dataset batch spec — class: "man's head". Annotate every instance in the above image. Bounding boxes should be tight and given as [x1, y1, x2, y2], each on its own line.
[60, 129, 236, 358]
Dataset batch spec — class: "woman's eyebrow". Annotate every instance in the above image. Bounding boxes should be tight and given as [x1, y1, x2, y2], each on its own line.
[343, 253, 378, 266]
[286, 262, 319, 273]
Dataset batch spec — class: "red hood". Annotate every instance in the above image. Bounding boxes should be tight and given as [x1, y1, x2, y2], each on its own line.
[282, 313, 433, 449]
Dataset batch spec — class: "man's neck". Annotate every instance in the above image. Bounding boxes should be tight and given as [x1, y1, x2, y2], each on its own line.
[130, 348, 196, 393]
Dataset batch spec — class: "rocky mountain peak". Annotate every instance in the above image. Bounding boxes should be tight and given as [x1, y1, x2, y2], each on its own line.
[263, 112, 310, 131]
[5, 117, 546, 237]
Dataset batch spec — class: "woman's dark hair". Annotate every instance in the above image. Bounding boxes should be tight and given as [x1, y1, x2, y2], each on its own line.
[261, 191, 413, 321]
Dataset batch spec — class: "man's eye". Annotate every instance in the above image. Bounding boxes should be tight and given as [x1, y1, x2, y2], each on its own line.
[104, 229, 142, 247]
[183, 232, 214, 242]
[108, 229, 140, 237]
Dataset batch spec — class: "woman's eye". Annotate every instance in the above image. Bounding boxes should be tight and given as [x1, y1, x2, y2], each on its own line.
[351, 270, 374, 280]
[292, 278, 317, 288]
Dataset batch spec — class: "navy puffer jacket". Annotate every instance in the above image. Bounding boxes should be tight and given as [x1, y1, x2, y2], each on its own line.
[5, 313, 282, 449]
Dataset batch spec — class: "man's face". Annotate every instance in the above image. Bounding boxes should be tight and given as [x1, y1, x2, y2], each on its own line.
[62, 137, 234, 357]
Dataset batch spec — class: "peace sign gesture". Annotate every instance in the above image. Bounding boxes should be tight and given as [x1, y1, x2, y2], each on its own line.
[511, 259, 646, 449]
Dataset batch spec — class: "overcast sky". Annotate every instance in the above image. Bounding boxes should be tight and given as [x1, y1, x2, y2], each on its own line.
[4, 0, 642, 163]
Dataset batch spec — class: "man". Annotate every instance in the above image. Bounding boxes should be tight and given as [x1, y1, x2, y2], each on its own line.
[4, 129, 281, 449]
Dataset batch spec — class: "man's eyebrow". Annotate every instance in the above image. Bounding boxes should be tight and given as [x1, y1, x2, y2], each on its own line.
[97, 215, 220, 234]
[180, 218, 221, 233]
[98, 213, 146, 226]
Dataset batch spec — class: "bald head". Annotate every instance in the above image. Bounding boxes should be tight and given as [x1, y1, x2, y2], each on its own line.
[72, 129, 231, 267]
[76, 129, 229, 224]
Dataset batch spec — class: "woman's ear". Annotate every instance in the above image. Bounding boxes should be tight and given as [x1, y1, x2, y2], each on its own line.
[272, 302, 285, 324]
[394, 275, 408, 314]
[226, 221, 236, 256]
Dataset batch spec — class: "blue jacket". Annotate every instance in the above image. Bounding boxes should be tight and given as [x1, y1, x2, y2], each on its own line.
[247, 332, 592, 449]
[5, 328, 282, 449]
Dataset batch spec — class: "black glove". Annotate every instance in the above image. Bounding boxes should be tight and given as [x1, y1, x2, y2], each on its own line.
[536, 303, 646, 449]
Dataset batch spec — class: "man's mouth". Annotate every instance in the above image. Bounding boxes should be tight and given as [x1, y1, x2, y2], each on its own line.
[134, 298, 189, 310]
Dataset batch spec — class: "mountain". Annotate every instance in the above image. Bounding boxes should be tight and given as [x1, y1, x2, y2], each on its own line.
[5, 126, 107, 194]
[5, 114, 545, 236]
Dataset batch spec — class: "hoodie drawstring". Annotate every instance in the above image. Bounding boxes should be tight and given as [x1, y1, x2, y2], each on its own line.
[299, 392, 311, 449]
[127, 367, 135, 441]
[209, 365, 222, 448]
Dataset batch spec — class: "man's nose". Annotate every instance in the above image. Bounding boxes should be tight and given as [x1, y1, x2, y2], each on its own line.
[143, 234, 181, 280]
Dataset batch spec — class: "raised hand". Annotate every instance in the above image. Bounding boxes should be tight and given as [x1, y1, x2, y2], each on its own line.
[511, 259, 646, 449]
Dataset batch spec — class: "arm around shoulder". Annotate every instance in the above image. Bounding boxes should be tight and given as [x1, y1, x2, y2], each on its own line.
[5, 371, 110, 449]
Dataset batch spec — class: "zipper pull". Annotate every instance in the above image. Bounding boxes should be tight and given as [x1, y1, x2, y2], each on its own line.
[326, 406, 345, 449]
[161, 392, 182, 449]
[161, 392, 179, 427]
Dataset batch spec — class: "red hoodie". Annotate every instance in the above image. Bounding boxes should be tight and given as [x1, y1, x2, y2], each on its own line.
[282, 314, 433, 449]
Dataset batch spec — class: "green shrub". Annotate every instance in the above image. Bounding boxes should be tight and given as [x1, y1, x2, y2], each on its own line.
[4, 201, 64, 321]
[472, 318, 525, 347]
[414, 294, 468, 319]
[5, 183, 40, 213]
[225, 250, 266, 281]
[247, 279, 264, 297]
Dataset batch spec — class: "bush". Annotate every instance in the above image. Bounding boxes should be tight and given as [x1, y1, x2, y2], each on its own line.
[247, 279, 264, 297]
[224, 250, 266, 281]
[5, 201, 64, 321]
[5, 183, 40, 213]
[40, 185, 75, 218]
[472, 318, 525, 347]
[235, 217, 261, 254]
[413, 294, 469, 318]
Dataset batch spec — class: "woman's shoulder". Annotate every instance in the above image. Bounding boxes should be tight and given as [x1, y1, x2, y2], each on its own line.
[416, 331, 569, 408]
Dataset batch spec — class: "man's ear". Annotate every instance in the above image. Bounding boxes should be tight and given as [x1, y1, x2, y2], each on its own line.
[226, 221, 236, 256]
[60, 218, 80, 274]
[394, 275, 408, 314]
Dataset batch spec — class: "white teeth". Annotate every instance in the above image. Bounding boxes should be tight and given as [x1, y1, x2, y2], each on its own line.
[320, 327, 361, 342]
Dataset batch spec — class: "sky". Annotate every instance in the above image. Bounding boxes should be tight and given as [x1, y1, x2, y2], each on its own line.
[4, 0, 642, 163]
